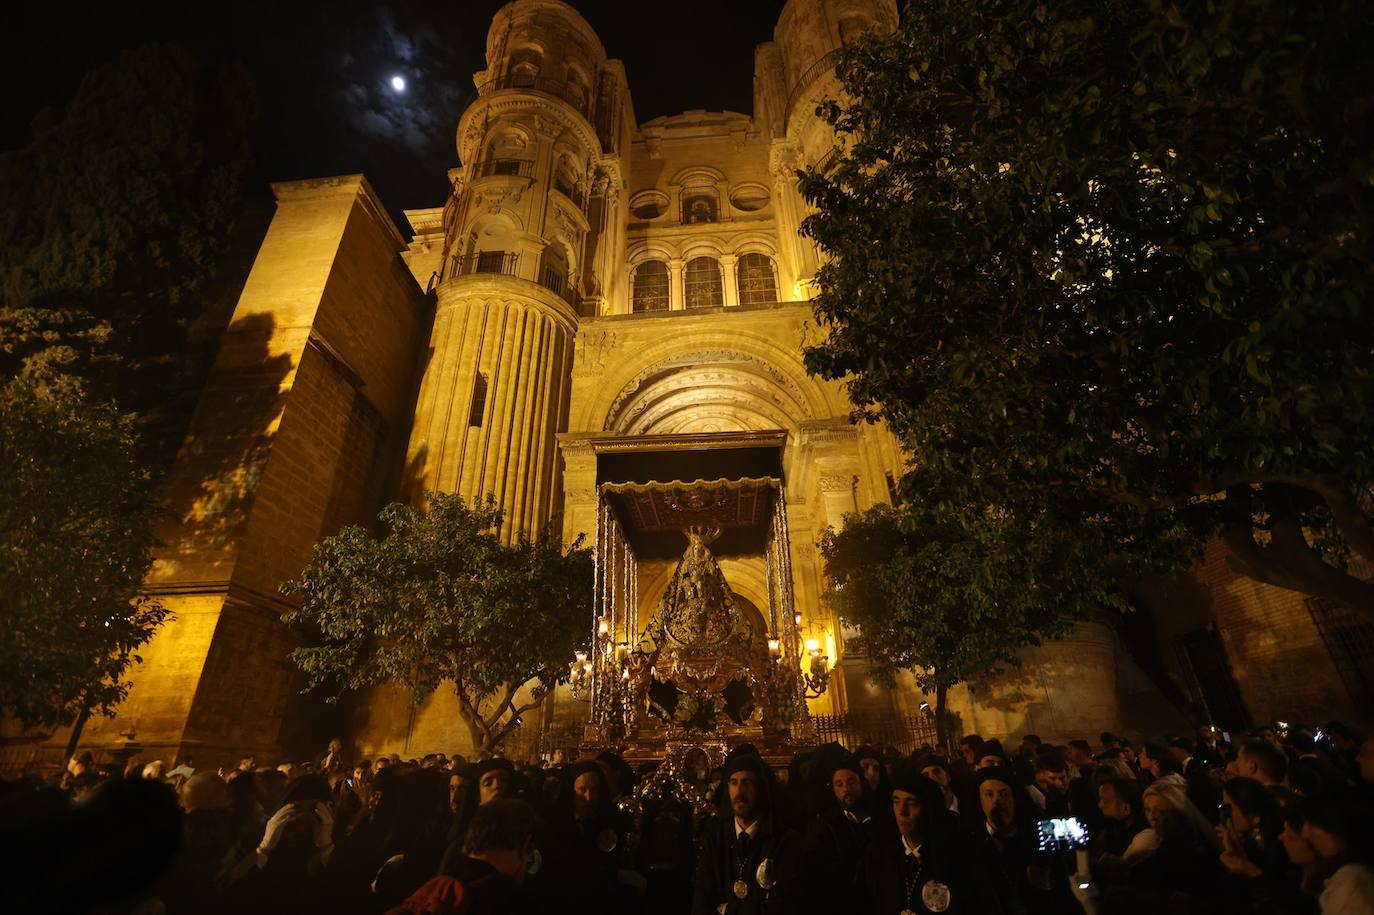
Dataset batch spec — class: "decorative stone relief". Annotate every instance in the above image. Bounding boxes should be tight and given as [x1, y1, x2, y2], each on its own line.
[769, 139, 805, 179]
[817, 474, 856, 493]
[575, 330, 618, 371]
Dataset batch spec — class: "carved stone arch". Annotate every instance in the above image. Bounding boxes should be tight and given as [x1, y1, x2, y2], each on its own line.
[670, 164, 728, 186]
[483, 120, 533, 158]
[729, 233, 781, 258]
[467, 207, 524, 237]
[680, 237, 729, 260]
[585, 333, 832, 433]
[627, 241, 679, 266]
[597, 355, 827, 440]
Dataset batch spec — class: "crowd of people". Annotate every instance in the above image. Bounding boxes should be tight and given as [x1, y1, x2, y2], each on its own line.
[2, 723, 1373, 914]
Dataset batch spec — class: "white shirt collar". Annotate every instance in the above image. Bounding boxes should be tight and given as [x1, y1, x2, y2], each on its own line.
[735, 818, 761, 841]
[901, 834, 922, 858]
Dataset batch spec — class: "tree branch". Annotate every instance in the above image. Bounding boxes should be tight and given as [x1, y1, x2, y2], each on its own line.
[1220, 519, 1374, 623]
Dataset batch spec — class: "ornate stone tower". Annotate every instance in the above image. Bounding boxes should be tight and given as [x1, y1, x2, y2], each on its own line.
[403, 0, 630, 541]
[755, 0, 899, 296]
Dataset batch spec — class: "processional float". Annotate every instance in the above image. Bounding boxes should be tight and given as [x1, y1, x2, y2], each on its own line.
[574, 477, 821, 766]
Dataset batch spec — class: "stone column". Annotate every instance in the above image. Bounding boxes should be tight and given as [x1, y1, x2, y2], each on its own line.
[668, 258, 685, 311]
[720, 254, 739, 307]
[404, 280, 576, 543]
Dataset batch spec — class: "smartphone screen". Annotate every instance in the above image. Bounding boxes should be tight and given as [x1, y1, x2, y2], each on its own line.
[1036, 817, 1090, 853]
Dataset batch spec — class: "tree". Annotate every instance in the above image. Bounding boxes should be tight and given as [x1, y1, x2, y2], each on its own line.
[801, 0, 1374, 618]
[819, 503, 1112, 745]
[0, 44, 257, 462]
[0, 327, 167, 732]
[281, 494, 593, 755]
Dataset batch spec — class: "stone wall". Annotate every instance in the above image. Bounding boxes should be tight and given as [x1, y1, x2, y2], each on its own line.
[2, 176, 429, 774]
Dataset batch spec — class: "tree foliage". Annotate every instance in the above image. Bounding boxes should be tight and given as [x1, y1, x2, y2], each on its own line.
[0, 43, 257, 733]
[281, 494, 594, 755]
[0, 44, 256, 453]
[802, 0, 1374, 617]
[820, 503, 1110, 742]
[0, 344, 167, 729]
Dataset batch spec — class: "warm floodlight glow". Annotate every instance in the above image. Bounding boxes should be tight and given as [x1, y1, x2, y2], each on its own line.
[768, 637, 781, 655]
[806, 639, 820, 654]
[391, 75, 406, 92]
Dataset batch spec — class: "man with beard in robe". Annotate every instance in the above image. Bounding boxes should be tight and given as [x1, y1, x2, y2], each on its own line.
[968, 766, 1071, 915]
[536, 761, 634, 912]
[803, 754, 876, 909]
[692, 752, 800, 914]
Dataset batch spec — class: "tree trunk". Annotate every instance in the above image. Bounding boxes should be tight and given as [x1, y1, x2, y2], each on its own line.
[64, 705, 91, 762]
[934, 682, 949, 751]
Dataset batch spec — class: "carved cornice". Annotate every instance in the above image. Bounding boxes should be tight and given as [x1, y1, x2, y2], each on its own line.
[798, 419, 858, 444]
[576, 429, 788, 454]
[271, 173, 407, 251]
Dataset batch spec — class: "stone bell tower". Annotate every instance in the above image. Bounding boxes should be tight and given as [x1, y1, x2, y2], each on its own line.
[402, 0, 631, 540]
[755, 0, 899, 296]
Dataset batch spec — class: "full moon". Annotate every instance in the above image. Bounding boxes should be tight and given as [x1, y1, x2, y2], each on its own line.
[390, 75, 406, 92]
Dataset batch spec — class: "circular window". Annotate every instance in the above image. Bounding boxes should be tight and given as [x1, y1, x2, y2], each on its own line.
[630, 191, 669, 221]
[729, 184, 771, 213]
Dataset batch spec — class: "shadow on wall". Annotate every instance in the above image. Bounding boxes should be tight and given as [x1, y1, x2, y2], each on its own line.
[149, 311, 296, 583]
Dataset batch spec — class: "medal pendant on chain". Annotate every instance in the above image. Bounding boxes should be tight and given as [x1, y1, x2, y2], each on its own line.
[733, 879, 749, 899]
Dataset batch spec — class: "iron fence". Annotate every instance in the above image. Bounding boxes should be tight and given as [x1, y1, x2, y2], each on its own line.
[810, 712, 948, 756]
[472, 158, 534, 179]
[448, 251, 519, 280]
[478, 75, 592, 118]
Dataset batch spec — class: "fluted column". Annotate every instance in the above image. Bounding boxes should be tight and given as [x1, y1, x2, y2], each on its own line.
[403, 279, 576, 542]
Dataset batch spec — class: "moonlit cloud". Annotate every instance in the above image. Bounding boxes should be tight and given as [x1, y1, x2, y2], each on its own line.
[325, 8, 463, 155]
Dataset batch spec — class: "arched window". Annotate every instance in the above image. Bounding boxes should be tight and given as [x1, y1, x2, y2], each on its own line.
[509, 49, 541, 87]
[736, 253, 778, 305]
[631, 260, 669, 312]
[684, 257, 723, 308]
[682, 193, 719, 224]
[468, 373, 488, 427]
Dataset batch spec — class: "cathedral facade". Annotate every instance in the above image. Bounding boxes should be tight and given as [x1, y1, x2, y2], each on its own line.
[14, 0, 1368, 771]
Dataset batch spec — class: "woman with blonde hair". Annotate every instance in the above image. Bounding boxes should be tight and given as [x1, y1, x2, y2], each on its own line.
[1122, 780, 1223, 906]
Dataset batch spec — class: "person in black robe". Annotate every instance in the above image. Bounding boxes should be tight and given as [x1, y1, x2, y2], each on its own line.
[691, 751, 800, 915]
[802, 754, 877, 909]
[534, 761, 634, 913]
[861, 762, 1002, 914]
[965, 765, 1073, 915]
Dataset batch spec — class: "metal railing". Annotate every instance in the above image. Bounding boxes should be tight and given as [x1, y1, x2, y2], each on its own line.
[478, 74, 592, 118]
[810, 712, 947, 755]
[472, 158, 534, 179]
[784, 49, 841, 134]
[539, 268, 580, 310]
[448, 251, 519, 280]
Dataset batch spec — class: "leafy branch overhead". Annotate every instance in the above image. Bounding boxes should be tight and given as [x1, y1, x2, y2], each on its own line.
[281, 493, 593, 754]
[801, 0, 1374, 616]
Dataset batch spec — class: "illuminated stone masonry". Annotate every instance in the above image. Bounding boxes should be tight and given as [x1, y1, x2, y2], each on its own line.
[16, 0, 1363, 774]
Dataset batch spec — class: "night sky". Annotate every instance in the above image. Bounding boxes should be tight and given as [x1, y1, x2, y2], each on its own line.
[2, 0, 788, 218]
